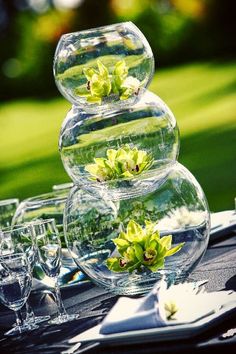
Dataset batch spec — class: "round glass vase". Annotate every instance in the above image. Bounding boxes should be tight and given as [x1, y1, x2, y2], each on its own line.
[53, 22, 154, 112]
[59, 90, 179, 198]
[64, 163, 210, 295]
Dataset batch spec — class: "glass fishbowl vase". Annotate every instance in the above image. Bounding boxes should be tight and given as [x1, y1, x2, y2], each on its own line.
[53, 22, 154, 112]
[59, 90, 179, 198]
[64, 163, 210, 295]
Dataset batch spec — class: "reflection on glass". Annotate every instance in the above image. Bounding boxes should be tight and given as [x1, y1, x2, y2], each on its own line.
[33, 219, 79, 324]
[0, 253, 32, 336]
[0, 199, 19, 228]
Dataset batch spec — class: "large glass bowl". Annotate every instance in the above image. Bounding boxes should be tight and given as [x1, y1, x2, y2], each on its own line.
[12, 190, 86, 286]
[64, 163, 210, 295]
[59, 90, 179, 198]
[53, 22, 154, 111]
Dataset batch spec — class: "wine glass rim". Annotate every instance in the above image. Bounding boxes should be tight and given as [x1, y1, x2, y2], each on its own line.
[0, 252, 26, 261]
[23, 191, 68, 204]
[1, 223, 33, 233]
[30, 218, 56, 226]
[60, 21, 136, 39]
[0, 198, 19, 207]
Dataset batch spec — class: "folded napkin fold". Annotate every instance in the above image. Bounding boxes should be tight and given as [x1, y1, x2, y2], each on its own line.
[100, 281, 236, 335]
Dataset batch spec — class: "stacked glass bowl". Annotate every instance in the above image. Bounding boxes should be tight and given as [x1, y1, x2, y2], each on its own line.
[53, 22, 210, 295]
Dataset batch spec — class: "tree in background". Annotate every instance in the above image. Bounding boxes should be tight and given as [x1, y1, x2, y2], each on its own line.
[0, 0, 235, 100]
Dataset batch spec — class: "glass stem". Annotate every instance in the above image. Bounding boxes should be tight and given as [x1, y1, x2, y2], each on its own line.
[25, 301, 35, 322]
[15, 309, 24, 328]
[53, 277, 67, 317]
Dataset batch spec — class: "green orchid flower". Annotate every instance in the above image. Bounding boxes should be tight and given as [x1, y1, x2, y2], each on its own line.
[85, 144, 153, 182]
[106, 219, 185, 273]
[74, 59, 140, 104]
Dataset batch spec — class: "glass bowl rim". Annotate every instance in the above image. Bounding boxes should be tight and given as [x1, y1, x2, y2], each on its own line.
[0, 198, 19, 207]
[59, 21, 142, 40]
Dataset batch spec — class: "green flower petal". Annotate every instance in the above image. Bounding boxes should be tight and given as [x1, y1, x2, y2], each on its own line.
[134, 243, 144, 262]
[159, 235, 172, 250]
[126, 220, 143, 242]
[83, 67, 97, 81]
[165, 243, 185, 257]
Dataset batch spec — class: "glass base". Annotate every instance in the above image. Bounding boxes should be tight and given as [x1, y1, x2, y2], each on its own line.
[5, 322, 39, 336]
[34, 315, 50, 324]
[49, 313, 79, 325]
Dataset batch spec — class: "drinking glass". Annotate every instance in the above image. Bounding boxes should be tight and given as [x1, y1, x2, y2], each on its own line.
[12, 190, 86, 287]
[0, 224, 50, 325]
[0, 253, 33, 336]
[33, 219, 79, 324]
[0, 199, 19, 228]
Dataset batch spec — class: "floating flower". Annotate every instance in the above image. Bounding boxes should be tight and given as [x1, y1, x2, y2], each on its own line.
[85, 144, 153, 182]
[106, 219, 185, 273]
[74, 59, 140, 104]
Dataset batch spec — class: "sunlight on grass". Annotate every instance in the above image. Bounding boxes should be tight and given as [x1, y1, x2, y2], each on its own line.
[0, 61, 235, 210]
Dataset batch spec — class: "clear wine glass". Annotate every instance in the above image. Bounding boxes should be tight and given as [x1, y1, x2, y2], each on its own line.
[0, 198, 19, 228]
[12, 190, 85, 287]
[0, 224, 50, 325]
[0, 253, 33, 336]
[33, 219, 79, 324]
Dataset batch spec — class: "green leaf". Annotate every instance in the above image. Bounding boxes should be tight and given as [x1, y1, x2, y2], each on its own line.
[165, 242, 185, 257]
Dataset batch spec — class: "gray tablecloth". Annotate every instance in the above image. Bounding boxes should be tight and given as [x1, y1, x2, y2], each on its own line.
[0, 232, 235, 354]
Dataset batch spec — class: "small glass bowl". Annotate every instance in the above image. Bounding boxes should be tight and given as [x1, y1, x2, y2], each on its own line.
[53, 22, 154, 111]
[64, 163, 210, 295]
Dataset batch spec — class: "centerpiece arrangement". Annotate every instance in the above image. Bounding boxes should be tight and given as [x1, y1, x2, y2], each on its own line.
[54, 22, 210, 295]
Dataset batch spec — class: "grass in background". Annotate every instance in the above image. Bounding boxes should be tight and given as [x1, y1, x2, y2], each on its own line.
[0, 61, 236, 211]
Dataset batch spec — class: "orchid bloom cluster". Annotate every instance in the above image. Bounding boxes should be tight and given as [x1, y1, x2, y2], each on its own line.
[106, 220, 184, 273]
[85, 145, 153, 182]
[74, 59, 140, 104]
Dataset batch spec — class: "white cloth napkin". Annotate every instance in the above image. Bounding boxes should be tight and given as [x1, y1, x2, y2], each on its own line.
[100, 281, 236, 335]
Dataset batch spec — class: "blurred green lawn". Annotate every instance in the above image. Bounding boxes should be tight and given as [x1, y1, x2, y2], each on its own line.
[0, 61, 235, 211]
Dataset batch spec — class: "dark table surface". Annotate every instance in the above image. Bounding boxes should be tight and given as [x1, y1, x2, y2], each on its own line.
[0, 231, 236, 354]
